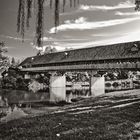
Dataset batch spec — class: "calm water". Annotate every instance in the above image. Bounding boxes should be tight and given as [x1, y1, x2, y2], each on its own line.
[0, 88, 90, 122]
[0, 88, 90, 106]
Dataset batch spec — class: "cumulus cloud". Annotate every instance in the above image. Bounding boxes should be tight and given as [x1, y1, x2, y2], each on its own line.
[79, 0, 135, 11]
[35, 46, 48, 52]
[41, 37, 53, 42]
[49, 16, 140, 33]
[91, 32, 127, 37]
[51, 45, 65, 51]
[53, 30, 140, 50]
[30, 41, 65, 52]
[65, 17, 87, 24]
[30, 42, 47, 52]
[91, 31, 140, 47]
[41, 36, 89, 43]
[31, 30, 140, 52]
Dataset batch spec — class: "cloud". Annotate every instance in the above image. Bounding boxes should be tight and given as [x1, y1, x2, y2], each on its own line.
[31, 30, 140, 53]
[90, 31, 140, 47]
[31, 41, 65, 52]
[115, 11, 140, 16]
[41, 34, 90, 42]
[41, 37, 54, 41]
[91, 32, 128, 37]
[51, 45, 65, 51]
[1, 35, 30, 41]
[79, 0, 135, 11]
[49, 17, 140, 33]
[51, 30, 140, 50]
[31, 43, 48, 52]
[65, 17, 87, 24]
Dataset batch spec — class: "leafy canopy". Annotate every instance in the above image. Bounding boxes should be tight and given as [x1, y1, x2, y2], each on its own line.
[17, 0, 80, 47]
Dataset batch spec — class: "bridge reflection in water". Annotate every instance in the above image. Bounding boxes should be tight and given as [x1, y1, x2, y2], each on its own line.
[0, 87, 90, 122]
[0, 87, 90, 107]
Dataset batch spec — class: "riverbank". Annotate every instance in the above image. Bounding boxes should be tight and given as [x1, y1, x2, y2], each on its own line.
[0, 89, 140, 139]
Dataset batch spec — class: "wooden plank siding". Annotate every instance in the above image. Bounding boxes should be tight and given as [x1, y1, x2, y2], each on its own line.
[19, 41, 140, 72]
[20, 62, 140, 72]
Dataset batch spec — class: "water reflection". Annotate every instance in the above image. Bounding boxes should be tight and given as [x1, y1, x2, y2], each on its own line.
[0, 90, 50, 105]
[66, 89, 90, 102]
[50, 87, 66, 102]
[0, 88, 90, 122]
[0, 95, 8, 107]
[0, 87, 90, 106]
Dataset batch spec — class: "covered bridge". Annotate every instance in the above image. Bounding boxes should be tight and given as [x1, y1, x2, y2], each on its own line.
[19, 41, 140, 72]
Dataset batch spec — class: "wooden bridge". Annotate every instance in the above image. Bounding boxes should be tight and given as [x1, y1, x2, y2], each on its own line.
[20, 62, 140, 72]
[20, 41, 140, 72]
[18, 41, 140, 100]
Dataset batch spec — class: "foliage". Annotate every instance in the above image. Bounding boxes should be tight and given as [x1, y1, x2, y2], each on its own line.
[28, 80, 46, 93]
[16, 0, 138, 48]
[117, 70, 128, 80]
[44, 46, 57, 54]
[17, 0, 80, 47]
[16, 76, 28, 90]
[0, 41, 9, 68]
[28, 73, 50, 92]
[1, 68, 28, 90]
[10, 57, 20, 67]
[66, 72, 89, 82]
[35, 73, 50, 84]
[105, 71, 129, 81]
[11, 57, 16, 66]
[1, 66, 51, 91]
[2, 76, 17, 89]
[135, 0, 140, 11]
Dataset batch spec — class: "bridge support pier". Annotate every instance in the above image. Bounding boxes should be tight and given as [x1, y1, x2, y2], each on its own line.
[49, 74, 66, 102]
[90, 76, 105, 96]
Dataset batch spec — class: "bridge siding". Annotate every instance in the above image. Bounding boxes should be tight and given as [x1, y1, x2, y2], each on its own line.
[21, 62, 140, 72]
[19, 41, 140, 71]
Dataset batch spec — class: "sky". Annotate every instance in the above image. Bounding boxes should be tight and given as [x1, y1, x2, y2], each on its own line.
[0, 0, 140, 60]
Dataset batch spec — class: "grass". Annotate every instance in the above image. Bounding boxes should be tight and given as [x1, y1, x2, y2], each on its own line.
[0, 90, 140, 140]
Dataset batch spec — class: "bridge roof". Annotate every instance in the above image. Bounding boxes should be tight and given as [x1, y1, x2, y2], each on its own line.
[20, 41, 140, 67]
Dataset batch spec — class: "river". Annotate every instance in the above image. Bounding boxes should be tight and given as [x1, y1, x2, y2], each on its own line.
[0, 88, 90, 107]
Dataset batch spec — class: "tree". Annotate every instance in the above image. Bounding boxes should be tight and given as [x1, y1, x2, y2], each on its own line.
[17, 0, 80, 48]
[44, 46, 57, 54]
[11, 57, 16, 66]
[0, 42, 9, 68]
[0, 41, 5, 57]
[135, 0, 140, 11]
[11, 57, 21, 67]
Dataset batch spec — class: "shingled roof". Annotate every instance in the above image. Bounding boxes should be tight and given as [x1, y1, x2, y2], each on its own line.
[20, 41, 140, 67]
